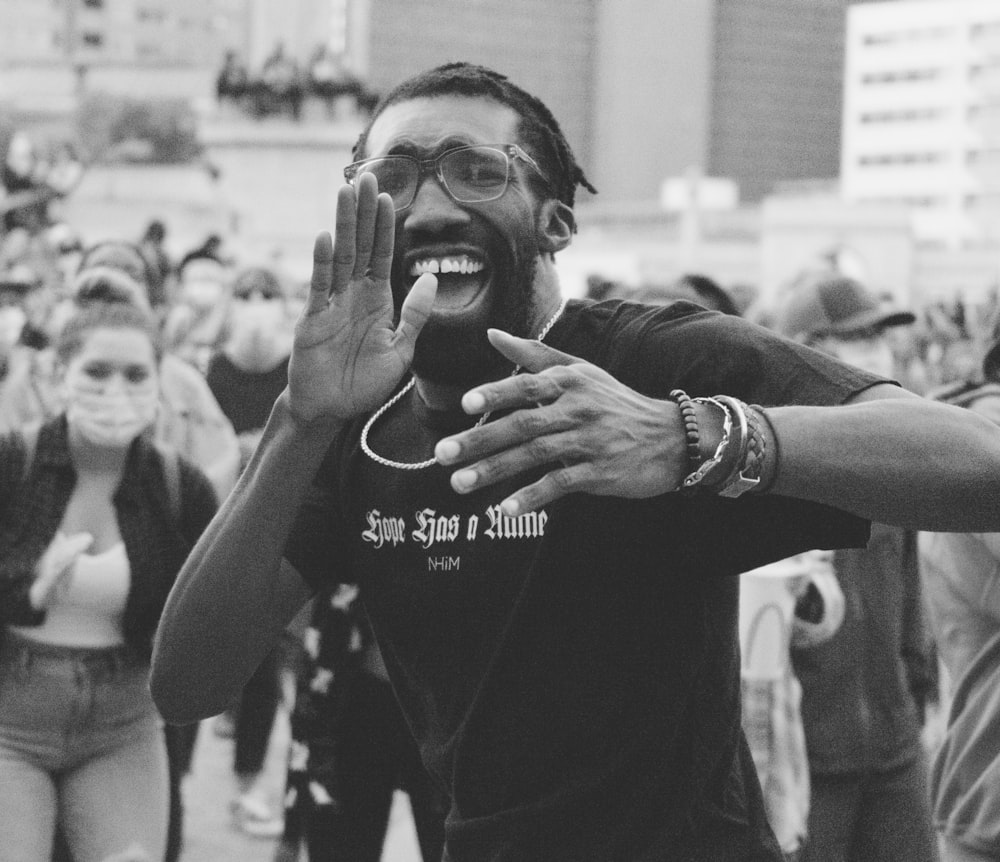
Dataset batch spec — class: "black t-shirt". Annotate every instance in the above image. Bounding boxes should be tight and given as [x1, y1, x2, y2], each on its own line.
[205, 352, 289, 434]
[286, 300, 878, 862]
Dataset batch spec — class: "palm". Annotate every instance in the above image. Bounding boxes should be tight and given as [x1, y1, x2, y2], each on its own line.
[289, 175, 436, 423]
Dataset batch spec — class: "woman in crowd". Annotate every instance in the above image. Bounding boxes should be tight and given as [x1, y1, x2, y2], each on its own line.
[205, 264, 294, 836]
[0, 302, 217, 862]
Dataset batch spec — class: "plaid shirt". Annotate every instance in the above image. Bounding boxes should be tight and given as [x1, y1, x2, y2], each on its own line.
[0, 415, 217, 658]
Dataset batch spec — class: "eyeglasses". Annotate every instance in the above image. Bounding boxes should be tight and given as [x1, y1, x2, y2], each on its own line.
[343, 144, 550, 211]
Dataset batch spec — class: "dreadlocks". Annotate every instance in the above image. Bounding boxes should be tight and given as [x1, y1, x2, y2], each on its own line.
[353, 62, 597, 215]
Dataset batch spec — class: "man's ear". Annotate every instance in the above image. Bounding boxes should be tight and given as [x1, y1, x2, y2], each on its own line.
[536, 200, 575, 254]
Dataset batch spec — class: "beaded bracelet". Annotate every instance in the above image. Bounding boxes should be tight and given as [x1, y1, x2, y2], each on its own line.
[668, 389, 701, 477]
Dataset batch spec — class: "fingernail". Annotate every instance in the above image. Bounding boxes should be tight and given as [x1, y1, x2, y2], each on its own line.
[453, 469, 477, 492]
[500, 498, 520, 516]
[463, 391, 486, 412]
[435, 440, 460, 463]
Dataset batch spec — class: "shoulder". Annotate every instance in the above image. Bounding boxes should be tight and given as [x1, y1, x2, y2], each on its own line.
[555, 298, 878, 405]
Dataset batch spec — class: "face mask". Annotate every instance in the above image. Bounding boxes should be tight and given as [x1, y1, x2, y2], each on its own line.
[230, 300, 286, 342]
[66, 376, 160, 448]
[182, 278, 225, 311]
[0, 307, 26, 351]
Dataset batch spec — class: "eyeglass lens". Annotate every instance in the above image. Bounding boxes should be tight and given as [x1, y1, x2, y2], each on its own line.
[357, 147, 511, 209]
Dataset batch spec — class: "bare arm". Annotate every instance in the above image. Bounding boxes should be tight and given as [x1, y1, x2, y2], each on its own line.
[151, 175, 436, 724]
[766, 384, 1000, 530]
[433, 334, 1000, 533]
[151, 394, 337, 723]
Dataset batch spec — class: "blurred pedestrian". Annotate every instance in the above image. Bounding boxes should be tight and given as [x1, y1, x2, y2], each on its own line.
[162, 250, 231, 376]
[776, 275, 938, 862]
[205, 265, 294, 837]
[276, 584, 447, 862]
[920, 315, 1000, 862]
[0, 302, 217, 862]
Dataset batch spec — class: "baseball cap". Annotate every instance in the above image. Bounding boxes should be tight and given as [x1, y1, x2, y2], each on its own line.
[776, 276, 915, 340]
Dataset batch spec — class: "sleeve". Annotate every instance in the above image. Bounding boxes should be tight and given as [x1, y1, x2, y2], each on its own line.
[604, 303, 889, 407]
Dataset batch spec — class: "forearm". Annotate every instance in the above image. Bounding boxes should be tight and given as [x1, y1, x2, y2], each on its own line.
[765, 391, 1000, 531]
[151, 390, 342, 723]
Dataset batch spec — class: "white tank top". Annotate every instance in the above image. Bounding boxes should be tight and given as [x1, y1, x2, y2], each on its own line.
[12, 542, 130, 649]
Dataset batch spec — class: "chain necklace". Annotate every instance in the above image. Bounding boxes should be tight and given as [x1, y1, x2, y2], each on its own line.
[360, 298, 568, 470]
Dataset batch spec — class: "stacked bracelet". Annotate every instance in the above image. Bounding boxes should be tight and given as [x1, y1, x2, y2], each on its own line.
[682, 397, 734, 491]
[671, 394, 772, 498]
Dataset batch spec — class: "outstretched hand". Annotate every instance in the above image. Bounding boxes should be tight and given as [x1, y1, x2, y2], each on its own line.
[29, 531, 93, 610]
[289, 173, 437, 423]
[434, 329, 689, 514]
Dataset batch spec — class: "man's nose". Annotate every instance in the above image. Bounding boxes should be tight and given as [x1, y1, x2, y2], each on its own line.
[401, 174, 470, 233]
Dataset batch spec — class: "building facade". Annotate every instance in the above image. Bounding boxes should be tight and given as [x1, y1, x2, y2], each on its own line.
[841, 0, 1000, 248]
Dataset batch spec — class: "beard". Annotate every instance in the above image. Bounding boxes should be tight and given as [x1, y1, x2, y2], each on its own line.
[392, 227, 542, 388]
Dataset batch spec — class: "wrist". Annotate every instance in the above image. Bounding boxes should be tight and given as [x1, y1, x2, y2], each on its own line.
[277, 389, 347, 434]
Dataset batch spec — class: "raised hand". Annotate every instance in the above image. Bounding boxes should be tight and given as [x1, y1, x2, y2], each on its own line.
[288, 172, 437, 423]
[434, 329, 690, 514]
[29, 531, 93, 610]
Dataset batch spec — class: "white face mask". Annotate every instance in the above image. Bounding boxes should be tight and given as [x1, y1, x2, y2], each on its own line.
[230, 300, 286, 343]
[182, 278, 225, 311]
[0, 306, 26, 352]
[66, 375, 160, 448]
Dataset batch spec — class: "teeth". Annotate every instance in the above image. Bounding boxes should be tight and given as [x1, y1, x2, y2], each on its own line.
[410, 256, 484, 277]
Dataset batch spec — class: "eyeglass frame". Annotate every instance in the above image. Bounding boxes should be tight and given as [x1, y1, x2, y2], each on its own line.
[343, 143, 552, 211]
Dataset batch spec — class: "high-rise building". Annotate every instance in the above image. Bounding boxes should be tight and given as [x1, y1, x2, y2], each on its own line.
[593, 0, 874, 205]
[0, 0, 249, 67]
[841, 0, 1000, 248]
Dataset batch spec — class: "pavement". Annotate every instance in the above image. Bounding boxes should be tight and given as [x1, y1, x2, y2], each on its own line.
[177, 707, 423, 862]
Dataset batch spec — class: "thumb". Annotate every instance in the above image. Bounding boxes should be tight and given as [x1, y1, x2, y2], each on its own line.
[64, 532, 94, 555]
[486, 328, 584, 373]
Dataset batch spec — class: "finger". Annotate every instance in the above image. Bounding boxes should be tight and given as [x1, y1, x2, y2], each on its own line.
[436, 403, 572, 466]
[351, 173, 380, 279]
[367, 192, 396, 282]
[64, 532, 94, 555]
[331, 184, 359, 293]
[306, 232, 335, 314]
[497, 463, 595, 516]
[486, 328, 584, 372]
[447, 425, 580, 493]
[392, 272, 437, 353]
[459, 364, 580, 420]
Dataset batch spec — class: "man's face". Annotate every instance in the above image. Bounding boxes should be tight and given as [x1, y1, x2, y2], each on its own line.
[361, 95, 548, 386]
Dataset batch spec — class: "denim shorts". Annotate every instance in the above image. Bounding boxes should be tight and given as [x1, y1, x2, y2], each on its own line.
[0, 631, 168, 862]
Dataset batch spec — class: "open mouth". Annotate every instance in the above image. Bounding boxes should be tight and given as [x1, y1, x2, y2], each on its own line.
[409, 254, 490, 315]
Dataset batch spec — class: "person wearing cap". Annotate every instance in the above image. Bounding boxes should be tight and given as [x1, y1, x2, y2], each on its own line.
[775, 274, 937, 862]
[918, 310, 1000, 862]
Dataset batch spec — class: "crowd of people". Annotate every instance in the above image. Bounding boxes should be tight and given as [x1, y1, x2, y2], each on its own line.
[215, 43, 379, 123]
[0, 59, 999, 862]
